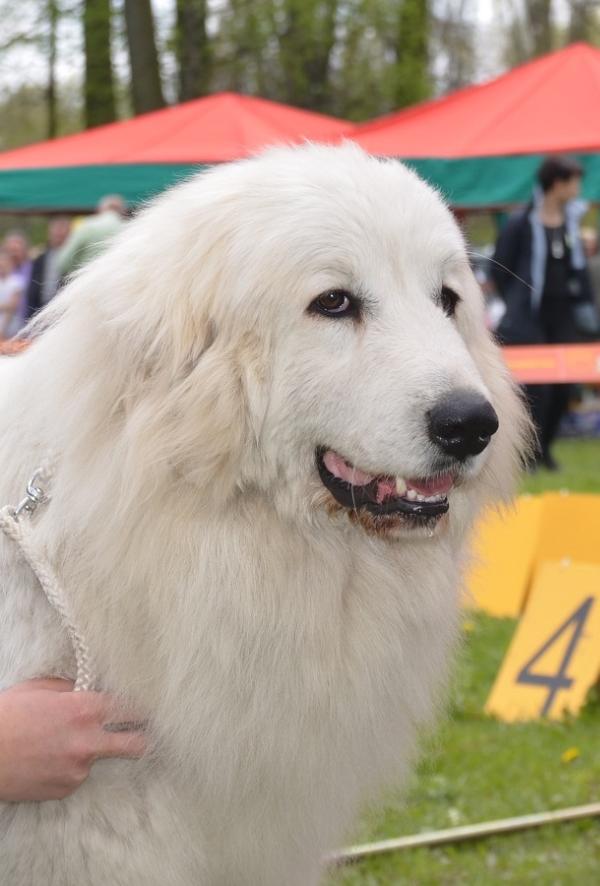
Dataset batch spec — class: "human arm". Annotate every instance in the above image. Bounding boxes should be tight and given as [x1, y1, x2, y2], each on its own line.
[0, 284, 22, 338]
[490, 214, 523, 299]
[57, 225, 87, 278]
[25, 254, 44, 319]
[574, 262, 596, 304]
[0, 678, 146, 802]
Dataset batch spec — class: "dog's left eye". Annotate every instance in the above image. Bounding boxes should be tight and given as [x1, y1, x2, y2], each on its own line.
[309, 289, 357, 318]
[439, 286, 461, 318]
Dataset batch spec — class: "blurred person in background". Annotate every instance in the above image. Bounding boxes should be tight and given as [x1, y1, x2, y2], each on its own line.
[26, 216, 72, 319]
[491, 155, 599, 471]
[470, 245, 507, 331]
[2, 230, 32, 334]
[580, 226, 600, 314]
[3, 230, 32, 288]
[58, 194, 126, 278]
[0, 247, 24, 340]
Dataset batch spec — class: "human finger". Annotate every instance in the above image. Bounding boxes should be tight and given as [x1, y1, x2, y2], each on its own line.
[6, 677, 75, 694]
[95, 728, 147, 760]
[69, 692, 146, 729]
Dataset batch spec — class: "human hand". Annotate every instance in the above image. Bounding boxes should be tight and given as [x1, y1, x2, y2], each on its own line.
[0, 678, 146, 802]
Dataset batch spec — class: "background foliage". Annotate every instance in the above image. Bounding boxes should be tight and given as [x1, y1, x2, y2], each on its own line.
[2, 0, 600, 152]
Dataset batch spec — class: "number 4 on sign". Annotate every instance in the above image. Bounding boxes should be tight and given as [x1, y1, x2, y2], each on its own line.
[485, 562, 600, 722]
[516, 597, 594, 717]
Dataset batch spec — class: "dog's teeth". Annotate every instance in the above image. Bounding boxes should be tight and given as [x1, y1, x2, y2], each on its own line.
[426, 493, 446, 503]
[395, 476, 407, 496]
[407, 490, 447, 504]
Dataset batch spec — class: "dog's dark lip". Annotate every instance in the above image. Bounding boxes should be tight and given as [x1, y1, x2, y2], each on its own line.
[316, 448, 450, 519]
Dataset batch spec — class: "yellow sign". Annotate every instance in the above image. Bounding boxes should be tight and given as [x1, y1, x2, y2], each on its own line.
[467, 493, 600, 617]
[535, 493, 600, 568]
[466, 496, 542, 617]
[485, 561, 600, 721]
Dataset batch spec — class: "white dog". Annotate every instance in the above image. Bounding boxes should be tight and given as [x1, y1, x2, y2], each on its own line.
[0, 144, 528, 885]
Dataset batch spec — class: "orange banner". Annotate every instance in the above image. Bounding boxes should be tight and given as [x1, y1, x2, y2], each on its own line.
[503, 343, 600, 384]
[0, 339, 28, 356]
[2, 340, 600, 384]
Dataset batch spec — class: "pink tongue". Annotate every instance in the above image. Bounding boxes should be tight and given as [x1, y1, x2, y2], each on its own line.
[323, 451, 375, 486]
[407, 475, 454, 496]
[323, 450, 454, 501]
[375, 478, 396, 503]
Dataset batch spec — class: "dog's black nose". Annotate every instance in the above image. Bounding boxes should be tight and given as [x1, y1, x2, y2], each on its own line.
[428, 390, 499, 461]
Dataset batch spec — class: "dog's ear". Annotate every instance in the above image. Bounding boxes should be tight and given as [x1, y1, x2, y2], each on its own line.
[235, 330, 272, 446]
[114, 319, 251, 508]
[48, 173, 272, 509]
[165, 326, 271, 498]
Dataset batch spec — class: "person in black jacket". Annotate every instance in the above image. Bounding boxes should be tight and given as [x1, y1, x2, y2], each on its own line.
[26, 216, 71, 319]
[491, 155, 597, 470]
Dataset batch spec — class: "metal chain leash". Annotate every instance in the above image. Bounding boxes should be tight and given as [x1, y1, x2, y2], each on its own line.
[0, 462, 96, 691]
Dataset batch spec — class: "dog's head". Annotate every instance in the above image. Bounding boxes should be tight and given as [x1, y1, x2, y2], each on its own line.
[44, 143, 529, 542]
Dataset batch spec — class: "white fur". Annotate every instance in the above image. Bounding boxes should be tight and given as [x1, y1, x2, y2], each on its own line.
[0, 144, 528, 885]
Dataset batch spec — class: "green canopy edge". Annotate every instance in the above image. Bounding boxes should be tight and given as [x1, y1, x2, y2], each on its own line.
[0, 164, 207, 213]
[407, 153, 600, 208]
[1, 154, 600, 213]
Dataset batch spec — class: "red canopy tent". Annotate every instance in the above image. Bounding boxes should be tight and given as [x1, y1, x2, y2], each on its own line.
[0, 92, 354, 212]
[352, 42, 600, 207]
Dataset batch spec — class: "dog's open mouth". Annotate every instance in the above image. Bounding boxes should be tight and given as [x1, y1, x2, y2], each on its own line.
[317, 448, 455, 522]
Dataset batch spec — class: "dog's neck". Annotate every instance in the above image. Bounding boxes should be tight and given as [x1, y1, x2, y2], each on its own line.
[42, 485, 459, 756]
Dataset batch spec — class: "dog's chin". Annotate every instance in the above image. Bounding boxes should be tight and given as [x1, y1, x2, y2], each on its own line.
[347, 508, 451, 541]
[316, 447, 460, 540]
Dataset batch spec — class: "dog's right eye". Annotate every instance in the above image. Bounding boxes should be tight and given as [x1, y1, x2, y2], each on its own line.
[439, 285, 461, 318]
[309, 290, 357, 318]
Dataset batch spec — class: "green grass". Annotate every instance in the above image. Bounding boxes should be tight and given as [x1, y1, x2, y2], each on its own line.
[326, 438, 600, 885]
[521, 439, 600, 495]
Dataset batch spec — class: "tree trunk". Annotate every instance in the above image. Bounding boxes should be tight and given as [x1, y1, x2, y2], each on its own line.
[393, 0, 430, 109]
[176, 0, 211, 101]
[47, 0, 58, 138]
[83, 0, 117, 128]
[524, 0, 554, 56]
[568, 0, 598, 42]
[277, 0, 338, 111]
[432, 0, 476, 94]
[124, 0, 165, 115]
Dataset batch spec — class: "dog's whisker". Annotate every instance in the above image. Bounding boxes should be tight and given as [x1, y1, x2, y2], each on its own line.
[465, 249, 535, 294]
